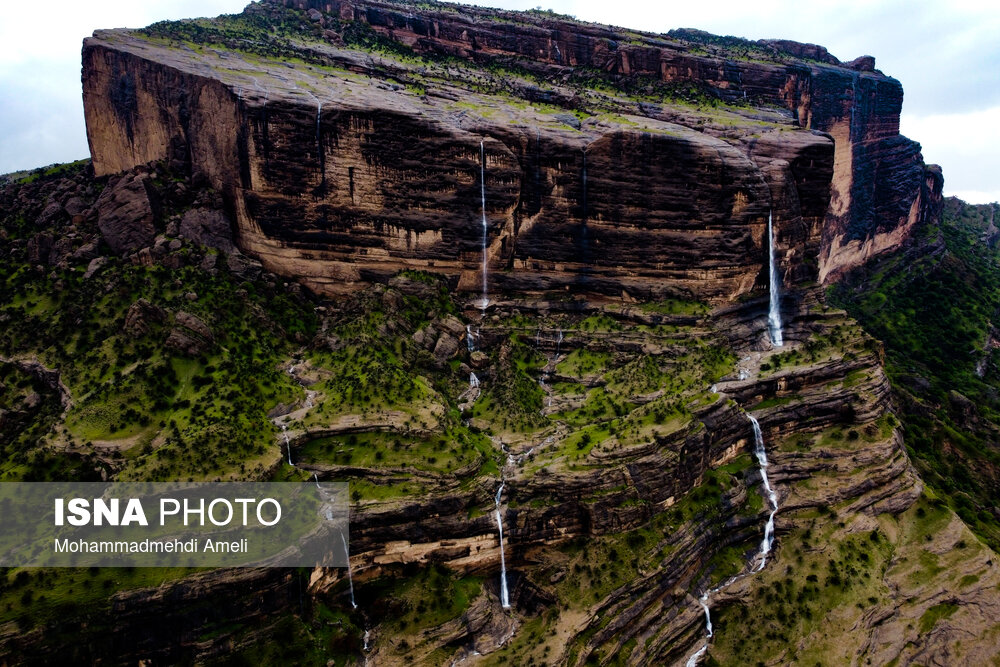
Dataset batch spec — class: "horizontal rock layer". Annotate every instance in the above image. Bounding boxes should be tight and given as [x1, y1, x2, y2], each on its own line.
[81, 0, 940, 301]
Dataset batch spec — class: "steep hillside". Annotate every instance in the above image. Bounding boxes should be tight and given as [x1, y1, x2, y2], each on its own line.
[833, 198, 1000, 550]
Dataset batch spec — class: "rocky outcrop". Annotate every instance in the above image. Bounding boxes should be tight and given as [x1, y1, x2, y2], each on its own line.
[178, 207, 235, 253]
[123, 298, 166, 335]
[94, 172, 156, 254]
[164, 311, 214, 355]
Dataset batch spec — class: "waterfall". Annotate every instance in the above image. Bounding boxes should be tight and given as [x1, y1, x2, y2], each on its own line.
[466, 324, 476, 352]
[470, 372, 480, 388]
[698, 593, 713, 637]
[685, 415, 781, 666]
[341, 532, 357, 609]
[479, 140, 490, 311]
[535, 328, 563, 412]
[749, 415, 778, 571]
[495, 481, 510, 608]
[315, 101, 322, 144]
[686, 643, 709, 667]
[766, 211, 784, 347]
[685, 591, 713, 667]
[253, 78, 270, 169]
[313, 472, 321, 489]
[281, 423, 293, 466]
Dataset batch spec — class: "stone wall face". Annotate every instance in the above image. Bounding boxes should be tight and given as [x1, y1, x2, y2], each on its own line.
[82, 0, 941, 298]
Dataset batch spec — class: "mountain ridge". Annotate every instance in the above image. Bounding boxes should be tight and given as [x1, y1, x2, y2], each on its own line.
[0, 1, 995, 665]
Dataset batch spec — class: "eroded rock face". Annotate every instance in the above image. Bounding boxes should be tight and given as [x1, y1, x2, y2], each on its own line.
[94, 173, 156, 254]
[124, 298, 166, 336]
[178, 207, 235, 253]
[80, 0, 941, 302]
[165, 311, 214, 356]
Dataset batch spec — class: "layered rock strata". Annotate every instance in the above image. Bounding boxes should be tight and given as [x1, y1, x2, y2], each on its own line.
[81, 0, 941, 302]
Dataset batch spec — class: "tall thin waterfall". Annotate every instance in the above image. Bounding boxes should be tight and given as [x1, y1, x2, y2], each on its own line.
[685, 592, 713, 667]
[749, 414, 778, 571]
[479, 141, 490, 311]
[341, 532, 357, 609]
[315, 98, 326, 186]
[767, 211, 784, 347]
[281, 423, 292, 465]
[685, 413, 781, 666]
[767, 211, 785, 347]
[495, 481, 510, 608]
[315, 100, 322, 155]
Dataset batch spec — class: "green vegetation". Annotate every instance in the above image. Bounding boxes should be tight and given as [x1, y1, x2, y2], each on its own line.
[298, 428, 493, 475]
[0, 566, 202, 630]
[831, 199, 1000, 548]
[3, 159, 91, 186]
[0, 257, 315, 481]
[356, 564, 483, 638]
[709, 521, 893, 665]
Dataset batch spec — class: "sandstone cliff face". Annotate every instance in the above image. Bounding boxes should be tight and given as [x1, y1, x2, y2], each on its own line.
[81, 0, 940, 302]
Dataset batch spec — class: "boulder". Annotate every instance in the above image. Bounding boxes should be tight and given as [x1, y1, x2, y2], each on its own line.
[63, 196, 88, 218]
[433, 332, 460, 362]
[95, 174, 156, 254]
[26, 233, 53, 264]
[437, 315, 466, 338]
[178, 207, 234, 253]
[470, 350, 489, 369]
[165, 311, 214, 356]
[38, 202, 68, 226]
[70, 241, 100, 262]
[48, 238, 75, 266]
[124, 298, 166, 336]
[225, 251, 263, 281]
[82, 256, 108, 279]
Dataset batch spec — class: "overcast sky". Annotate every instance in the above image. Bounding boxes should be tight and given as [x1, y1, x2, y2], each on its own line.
[1, 0, 998, 203]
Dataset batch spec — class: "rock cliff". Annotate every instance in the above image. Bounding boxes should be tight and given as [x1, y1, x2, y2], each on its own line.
[81, 0, 940, 301]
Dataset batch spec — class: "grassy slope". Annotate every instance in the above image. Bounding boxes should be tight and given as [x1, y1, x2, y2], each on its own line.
[831, 198, 1000, 549]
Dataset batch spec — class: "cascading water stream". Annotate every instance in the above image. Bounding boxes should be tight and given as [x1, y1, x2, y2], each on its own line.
[341, 532, 357, 609]
[685, 592, 713, 667]
[494, 481, 511, 609]
[685, 413, 780, 665]
[466, 324, 476, 352]
[479, 140, 490, 311]
[281, 423, 293, 466]
[534, 328, 564, 411]
[469, 372, 480, 388]
[749, 414, 778, 570]
[767, 211, 784, 347]
[315, 100, 322, 149]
